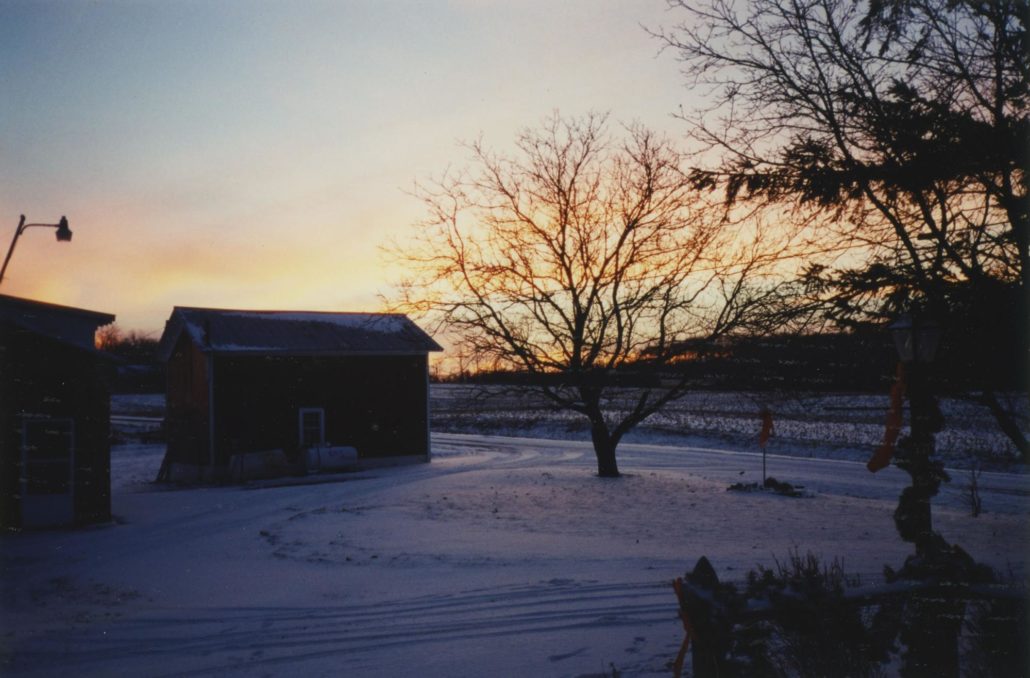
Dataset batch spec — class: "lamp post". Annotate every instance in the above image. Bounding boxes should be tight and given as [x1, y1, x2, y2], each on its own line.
[0, 214, 73, 287]
[888, 310, 946, 556]
[888, 312, 973, 678]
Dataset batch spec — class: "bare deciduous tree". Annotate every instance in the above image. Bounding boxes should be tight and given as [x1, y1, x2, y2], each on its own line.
[389, 113, 794, 477]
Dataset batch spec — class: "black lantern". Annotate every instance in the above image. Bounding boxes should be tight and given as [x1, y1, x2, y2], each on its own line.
[55, 216, 72, 242]
[889, 312, 942, 364]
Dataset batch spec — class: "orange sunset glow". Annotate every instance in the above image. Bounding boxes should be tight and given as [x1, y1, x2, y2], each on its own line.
[0, 1, 687, 332]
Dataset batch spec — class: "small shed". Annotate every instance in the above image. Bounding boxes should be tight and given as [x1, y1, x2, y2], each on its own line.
[156, 307, 443, 482]
[0, 294, 115, 529]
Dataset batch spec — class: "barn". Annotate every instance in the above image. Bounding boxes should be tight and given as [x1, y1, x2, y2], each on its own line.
[0, 294, 115, 529]
[156, 307, 443, 482]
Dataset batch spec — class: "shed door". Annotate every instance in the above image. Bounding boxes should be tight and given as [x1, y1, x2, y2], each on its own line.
[299, 408, 325, 448]
[20, 418, 75, 528]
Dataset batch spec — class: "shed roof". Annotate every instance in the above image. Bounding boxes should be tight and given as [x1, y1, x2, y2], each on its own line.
[157, 306, 443, 360]
[0, 294, 115, 352]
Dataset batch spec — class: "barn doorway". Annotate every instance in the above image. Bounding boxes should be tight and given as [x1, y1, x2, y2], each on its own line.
[20, 418, 75, 528]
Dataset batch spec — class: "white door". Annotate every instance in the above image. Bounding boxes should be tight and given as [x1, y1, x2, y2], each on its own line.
[20, 418, 75, 528]
[298, 408, 325, 448]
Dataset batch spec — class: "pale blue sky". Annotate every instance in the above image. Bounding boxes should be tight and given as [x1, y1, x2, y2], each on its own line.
[0, 0, 691, 331]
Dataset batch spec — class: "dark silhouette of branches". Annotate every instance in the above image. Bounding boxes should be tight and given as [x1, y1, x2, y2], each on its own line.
[95, 324, 159, 361]
[388, 113, 795, 476]
[653, 0, 1029, 458]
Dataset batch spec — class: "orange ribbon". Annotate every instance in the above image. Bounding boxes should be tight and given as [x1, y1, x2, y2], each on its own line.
[868, 362, 906, 472]
[759, 408, 774, 448]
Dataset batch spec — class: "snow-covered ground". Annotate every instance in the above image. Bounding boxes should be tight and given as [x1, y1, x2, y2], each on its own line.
[2, 392, 1028, 677]
[429, 385, 1029, 470]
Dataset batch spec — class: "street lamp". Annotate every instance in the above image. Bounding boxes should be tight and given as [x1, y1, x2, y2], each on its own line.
[889, 309, 947, 556]
[0, 215, 73, 286]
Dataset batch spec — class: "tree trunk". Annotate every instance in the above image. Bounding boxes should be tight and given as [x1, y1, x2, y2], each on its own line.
[981, 390, 1030, 463]
[590, 421, 621, 478]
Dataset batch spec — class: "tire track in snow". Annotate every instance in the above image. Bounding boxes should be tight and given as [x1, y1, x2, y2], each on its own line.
[7, 579, 676, 677]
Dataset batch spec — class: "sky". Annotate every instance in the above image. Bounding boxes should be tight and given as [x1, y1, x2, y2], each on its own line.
[0, 0, 691, 333]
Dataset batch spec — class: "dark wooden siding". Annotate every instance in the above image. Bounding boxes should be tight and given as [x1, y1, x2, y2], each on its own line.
[164, 333, 210, 468]
[0, 323, 111, 528]
[212, 354, 429, 465]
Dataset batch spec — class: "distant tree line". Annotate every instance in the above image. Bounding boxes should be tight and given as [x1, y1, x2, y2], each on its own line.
[434, 329, 1024, 395]
[95, 324, 162, 393]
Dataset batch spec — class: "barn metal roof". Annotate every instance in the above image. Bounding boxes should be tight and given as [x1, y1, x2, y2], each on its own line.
[157, 306, 442, 360]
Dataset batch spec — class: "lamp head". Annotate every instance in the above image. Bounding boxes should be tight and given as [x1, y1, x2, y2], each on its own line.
[890, 311, 942, 363]
[55, 216, 72, 242]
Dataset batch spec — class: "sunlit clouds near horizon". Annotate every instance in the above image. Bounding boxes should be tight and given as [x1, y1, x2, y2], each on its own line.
[0, 1, 688, 332]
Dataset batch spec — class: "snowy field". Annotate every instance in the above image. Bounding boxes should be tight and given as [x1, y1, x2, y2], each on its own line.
[429, 385, 1029, 470]
[2, 391, 1028, 677]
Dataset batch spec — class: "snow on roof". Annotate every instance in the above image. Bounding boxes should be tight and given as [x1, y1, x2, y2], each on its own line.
[158, 306, 442, 360]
